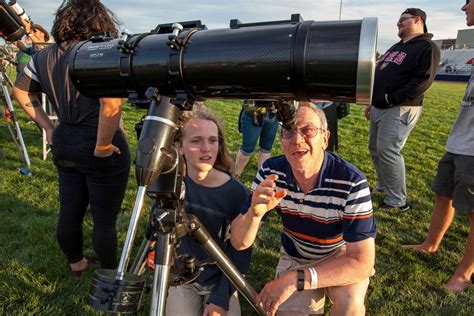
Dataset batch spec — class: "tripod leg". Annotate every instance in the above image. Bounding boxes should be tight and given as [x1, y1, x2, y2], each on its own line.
[13, 119, 31, 166]
[129, 237, 151, 275]
[150, 231, 173, 316]
[1, 73, 31, 166]
[116, 185, 148, 279]
[190, 218, 266, 316]
[1, 106, 23, 153]
[2, 68, 13, 89]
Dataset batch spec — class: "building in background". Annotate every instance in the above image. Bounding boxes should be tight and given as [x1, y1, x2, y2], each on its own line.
[434, 29, 474, 82]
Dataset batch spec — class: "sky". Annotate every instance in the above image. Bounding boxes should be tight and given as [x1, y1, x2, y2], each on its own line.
[5, 0, 471, 52]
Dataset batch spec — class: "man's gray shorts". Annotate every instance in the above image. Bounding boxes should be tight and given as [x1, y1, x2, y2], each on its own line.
[432, 152, 474, 213]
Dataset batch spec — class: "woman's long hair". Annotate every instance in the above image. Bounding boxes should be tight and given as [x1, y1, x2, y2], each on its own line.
[175, 104, 234, 174]
[51, 0, 119, 44]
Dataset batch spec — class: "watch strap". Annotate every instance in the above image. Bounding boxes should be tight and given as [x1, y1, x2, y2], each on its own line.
[296, 269, 305, 291]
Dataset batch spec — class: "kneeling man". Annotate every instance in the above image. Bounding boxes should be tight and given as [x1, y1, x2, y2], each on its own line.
[231, 103, 376, 315]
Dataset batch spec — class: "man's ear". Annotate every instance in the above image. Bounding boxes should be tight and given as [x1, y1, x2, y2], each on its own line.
[322, 130, 330, 150]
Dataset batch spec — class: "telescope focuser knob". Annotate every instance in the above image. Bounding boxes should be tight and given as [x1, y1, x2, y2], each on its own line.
[145, 87, 160, 100]
[171, 23, 184, 36]
[117, 30, 133, 53]
[117, 40, 133, 54]
[168, 23, 184, 50]
[120, 29, 131, 41]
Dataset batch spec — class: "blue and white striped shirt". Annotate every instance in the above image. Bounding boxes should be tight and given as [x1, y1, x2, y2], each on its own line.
[242, 151, 376, 260]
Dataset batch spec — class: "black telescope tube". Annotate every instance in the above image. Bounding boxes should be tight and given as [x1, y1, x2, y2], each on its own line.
[135, 96, 182, 187]
[0, 0, 26, 41]
[69, 16, 377, 104]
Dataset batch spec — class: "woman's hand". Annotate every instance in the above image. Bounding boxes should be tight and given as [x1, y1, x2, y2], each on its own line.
[45, 127, 55, 145]
[94, 144, 121, 158]
[203, 303, 226, 316]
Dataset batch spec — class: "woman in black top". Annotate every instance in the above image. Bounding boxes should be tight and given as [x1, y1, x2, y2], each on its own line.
[13, 0, 130, 275]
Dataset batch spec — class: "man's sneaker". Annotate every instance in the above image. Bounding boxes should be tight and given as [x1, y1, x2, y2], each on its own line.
[380, 202, 410, 212]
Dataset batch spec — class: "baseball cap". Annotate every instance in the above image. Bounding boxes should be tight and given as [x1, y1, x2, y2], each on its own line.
[402, 8, 428, 33]
[31, 24, 50, 42]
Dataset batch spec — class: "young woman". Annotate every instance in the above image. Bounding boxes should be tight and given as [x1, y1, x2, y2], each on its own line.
[165, 105, 251, 316]
[12, 0, 130, 275]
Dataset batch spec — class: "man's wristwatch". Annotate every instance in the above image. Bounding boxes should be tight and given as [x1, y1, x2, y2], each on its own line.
[296, 269, 305, 291]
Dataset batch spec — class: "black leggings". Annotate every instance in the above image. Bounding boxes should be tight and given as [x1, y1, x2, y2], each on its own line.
[53, 124, 130, 269]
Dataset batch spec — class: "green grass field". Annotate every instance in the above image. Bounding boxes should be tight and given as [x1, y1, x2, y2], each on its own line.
[0, 80, 472, 315]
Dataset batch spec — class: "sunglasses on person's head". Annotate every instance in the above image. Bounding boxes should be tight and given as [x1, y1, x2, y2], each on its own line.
[281, 125, 325, 139]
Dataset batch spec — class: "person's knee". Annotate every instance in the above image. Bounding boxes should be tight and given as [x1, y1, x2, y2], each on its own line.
[330, 282, 368, 316]
[332, 292, 366, 315]
[331, 295, 365, 315]
[375, 140, 401, 158]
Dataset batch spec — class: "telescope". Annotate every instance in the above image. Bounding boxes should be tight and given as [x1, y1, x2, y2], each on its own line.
[0, 0, 27, 41]
[69, 14, 378, 316]
[69, 14, 377, 105]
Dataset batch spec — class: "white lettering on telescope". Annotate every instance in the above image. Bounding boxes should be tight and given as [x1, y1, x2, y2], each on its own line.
[86, 43, 115, 51]
[89, 53, 104, 58]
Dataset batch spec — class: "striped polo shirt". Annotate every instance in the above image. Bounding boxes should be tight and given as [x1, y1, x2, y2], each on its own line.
[243, 151, 376, 260]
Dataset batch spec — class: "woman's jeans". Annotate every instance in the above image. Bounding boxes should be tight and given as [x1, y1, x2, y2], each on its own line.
[240, 111, 279, 155]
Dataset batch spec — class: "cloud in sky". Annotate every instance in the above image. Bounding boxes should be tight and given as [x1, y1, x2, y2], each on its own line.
[9, 0, 471, 52]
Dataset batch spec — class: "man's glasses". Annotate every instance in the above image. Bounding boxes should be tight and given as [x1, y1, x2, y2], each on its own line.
[397, 16, 417, 23]
[281, 126, 325, 139]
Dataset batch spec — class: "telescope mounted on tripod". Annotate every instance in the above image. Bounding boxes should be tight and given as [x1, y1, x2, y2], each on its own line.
[67, 14, 378, 316]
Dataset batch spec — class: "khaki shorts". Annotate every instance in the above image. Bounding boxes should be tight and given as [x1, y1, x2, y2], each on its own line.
[275, 247, 347, 315]
[166, 283, 241, 316]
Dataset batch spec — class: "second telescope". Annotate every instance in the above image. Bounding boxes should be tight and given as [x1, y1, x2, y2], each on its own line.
[69, 14, 377, 105]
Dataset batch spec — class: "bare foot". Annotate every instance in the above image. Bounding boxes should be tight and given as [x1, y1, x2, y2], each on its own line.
[401, 243, 437, 253]
[443, 275, 472, 293]
[70, 257, 88, 272]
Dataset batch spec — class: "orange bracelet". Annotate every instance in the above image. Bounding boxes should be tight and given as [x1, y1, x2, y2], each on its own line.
[95, 144, 112, 151]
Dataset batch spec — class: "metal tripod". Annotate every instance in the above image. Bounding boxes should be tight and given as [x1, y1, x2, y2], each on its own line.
[0, 69, 31, 166]
[87, 93, 265, 316]
[134, 160, 264, 316]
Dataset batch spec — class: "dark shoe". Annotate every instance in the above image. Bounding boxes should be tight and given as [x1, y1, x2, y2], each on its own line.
[380, 202, 410, 212]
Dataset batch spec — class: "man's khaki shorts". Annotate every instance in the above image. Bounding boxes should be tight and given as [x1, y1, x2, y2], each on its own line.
[275, 248, 345, 314]
[166, 283, 241, 316]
